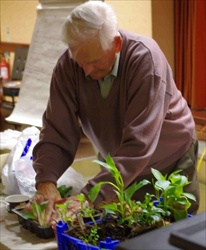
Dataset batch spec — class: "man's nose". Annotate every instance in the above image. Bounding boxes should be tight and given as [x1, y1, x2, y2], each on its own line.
[83, 64, 94, 76]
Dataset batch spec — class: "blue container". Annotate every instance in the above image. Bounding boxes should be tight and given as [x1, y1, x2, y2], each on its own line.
[56, 221, 120, 250]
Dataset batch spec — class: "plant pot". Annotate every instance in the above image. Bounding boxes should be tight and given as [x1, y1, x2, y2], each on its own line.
[56, 220, 120, 250]
[55, 214, 161, 250]
[12, 208, 55, 239]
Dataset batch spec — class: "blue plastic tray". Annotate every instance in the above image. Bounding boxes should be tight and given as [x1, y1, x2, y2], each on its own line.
[56, 220, 120, 250]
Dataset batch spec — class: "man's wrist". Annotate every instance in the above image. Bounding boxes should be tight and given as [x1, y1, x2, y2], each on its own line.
[37, 181, 56, 190]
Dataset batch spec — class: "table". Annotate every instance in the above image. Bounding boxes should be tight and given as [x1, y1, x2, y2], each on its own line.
[2, 81, 21, 108]
[0, 199, 58, 250]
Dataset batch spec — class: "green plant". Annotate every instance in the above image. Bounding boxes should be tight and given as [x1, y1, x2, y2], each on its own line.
[77, 193, 99, 226]
[55, 201, 74, 226]
[63, 156, 198, 247]
[151, 168, 196, 221]
[57, 185, 73, 198]
[88, 154, 150, 225]
[77, 193, 86, 211]
[79, 226, 99, 246]
[23, 201, 49, 226]
[135, 193, 168, 226]
[75, 193, 101, 245]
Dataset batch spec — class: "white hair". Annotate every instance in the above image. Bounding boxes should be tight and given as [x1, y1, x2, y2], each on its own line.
[61, 1, 118, 51]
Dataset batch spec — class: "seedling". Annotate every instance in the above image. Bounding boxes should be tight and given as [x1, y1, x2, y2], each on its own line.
[23, 200, 49, 226]
[76, 193, 101, 245]
[88, 154, 150, 225]
[77, 193, 87, 211]
[77, 193, 99, 226]
[135, 193, 168, 226]
[55, 200, 74, 226]
[79, 226, 99, 246]
[151, 168, 196, 221]
[59, 155, 197, 247]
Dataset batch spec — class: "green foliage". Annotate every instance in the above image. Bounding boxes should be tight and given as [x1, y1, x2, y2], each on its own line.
[76, 193, 101, 245]
[135, 193, 168, 226]
[57, 185, 73, 198]
[77, 193, 98, 226]
[79, 227, 99, 246]
[23, 201, 49, 226]
[54, 154, 197, 247]
[88, 154, 150, 225]
[151, 168, 196, 221]
[55, 201, 74, 226]
[77, 193, 86, 211]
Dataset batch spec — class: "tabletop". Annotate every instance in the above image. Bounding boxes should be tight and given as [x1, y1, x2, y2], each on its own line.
[0, 207, 58, 250]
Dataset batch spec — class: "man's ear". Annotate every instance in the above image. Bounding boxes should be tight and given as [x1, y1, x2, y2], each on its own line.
[113, 35, 122, 52]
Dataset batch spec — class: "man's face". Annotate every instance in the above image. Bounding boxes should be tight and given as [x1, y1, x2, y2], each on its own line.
[70, 37, 120, 80]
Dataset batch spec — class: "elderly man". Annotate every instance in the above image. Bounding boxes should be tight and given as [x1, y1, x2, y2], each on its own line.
[32, 1, 200, 223]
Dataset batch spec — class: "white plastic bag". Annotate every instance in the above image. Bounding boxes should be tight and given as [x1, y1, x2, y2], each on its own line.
[15, 157, 87, 197]
[2, 126, 87, 196]
[15, 156, 36, 196]
[0, 129, 21, 150]
[1, 126, 40, 195]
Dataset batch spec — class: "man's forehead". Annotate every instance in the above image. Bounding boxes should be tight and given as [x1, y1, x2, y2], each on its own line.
[70, 40, 103, 63]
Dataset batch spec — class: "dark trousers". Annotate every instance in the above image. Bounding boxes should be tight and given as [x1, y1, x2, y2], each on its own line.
[132, 139, 200, 214]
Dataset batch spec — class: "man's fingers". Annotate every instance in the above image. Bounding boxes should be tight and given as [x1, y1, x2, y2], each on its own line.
[26, 193, 92, 226]
[30, 192, 45, 204]
[45, 200, 56, 224]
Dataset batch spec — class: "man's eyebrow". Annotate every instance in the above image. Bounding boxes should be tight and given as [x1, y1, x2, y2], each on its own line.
[87, 58, 101, 64]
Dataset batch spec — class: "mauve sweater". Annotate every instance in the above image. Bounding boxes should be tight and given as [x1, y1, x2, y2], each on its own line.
[33, 29, 195, 204]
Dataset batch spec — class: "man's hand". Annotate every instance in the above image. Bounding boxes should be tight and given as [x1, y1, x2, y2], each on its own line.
[28, 182, 61, 224]
[27, 182, 94, 225]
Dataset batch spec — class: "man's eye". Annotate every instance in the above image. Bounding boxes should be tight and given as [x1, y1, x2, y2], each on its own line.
[78, 63, 83, 68]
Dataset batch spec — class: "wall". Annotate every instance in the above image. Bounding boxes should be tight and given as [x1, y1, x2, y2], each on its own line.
[107, 0, 152, 37]
[152, 0, 174, 74]
[0, 0, 152, 43]
[0, 0, 38, 43]
[0, 0, 174, 72]
[108, 0, 174, 72]
[0, 0, 38, 69]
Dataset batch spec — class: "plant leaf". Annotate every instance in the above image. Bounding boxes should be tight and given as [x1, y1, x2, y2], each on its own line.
[167, 185, 182, 197]
[101, 203, 118, 212]
[106, 154, 115, 167]
[124, 179, 150, 200]
[168, 169, 182, 180]
[173, 209, 188, 221]
[183, 192, 197, 201]
[39, 200, 49, 212]
[151, 168, 165, 181]
[93, 159, 117, 178]
[155, 180, 170, 191]
[88, 183, 102, 202]
[22, 211, 36, 220]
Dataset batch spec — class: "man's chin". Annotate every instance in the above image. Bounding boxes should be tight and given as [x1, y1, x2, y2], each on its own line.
[89, 73, 105, 80]
[91, 76, 101, 80]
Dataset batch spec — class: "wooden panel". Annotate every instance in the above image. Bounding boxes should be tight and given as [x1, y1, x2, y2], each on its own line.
[0, 42, 29, 53]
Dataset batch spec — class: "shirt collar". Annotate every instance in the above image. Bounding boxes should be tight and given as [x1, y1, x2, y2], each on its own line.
[104, 52, 120, 80]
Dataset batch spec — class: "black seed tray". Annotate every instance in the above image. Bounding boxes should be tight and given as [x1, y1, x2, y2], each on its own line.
[12, 208, 55, 239]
